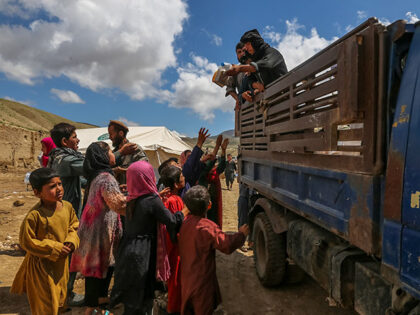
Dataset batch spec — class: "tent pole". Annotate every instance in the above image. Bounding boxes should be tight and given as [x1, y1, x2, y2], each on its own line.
[156, 150, 162, 166]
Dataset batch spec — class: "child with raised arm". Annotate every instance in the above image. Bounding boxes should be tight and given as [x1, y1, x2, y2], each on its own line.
[198, 136, 229, 228]
[178, 185, 249, 315]
[11, 168, 79, 315]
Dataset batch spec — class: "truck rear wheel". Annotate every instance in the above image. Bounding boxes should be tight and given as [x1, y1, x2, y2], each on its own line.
[253, 212, 286, 286]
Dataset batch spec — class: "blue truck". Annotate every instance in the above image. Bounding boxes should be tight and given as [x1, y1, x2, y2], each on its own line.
[236, 18, 420, 314]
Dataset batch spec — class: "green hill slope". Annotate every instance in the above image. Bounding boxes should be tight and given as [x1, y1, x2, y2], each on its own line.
[0, 98, 96, 131]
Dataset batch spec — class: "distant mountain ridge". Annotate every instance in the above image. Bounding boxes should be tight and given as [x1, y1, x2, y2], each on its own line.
[221, 129, 235, 138]
[181, 129, 238, 156]
[0, 99, 97, 132]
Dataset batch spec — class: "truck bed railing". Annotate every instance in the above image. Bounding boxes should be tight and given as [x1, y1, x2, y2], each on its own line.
[237, 19, 387, 175]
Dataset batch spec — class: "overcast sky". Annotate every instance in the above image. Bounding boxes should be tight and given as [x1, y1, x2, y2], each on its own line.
[0, 0, 419, 136]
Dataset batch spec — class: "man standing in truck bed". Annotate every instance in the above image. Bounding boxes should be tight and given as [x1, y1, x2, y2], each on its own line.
[226, 29, 288, 92]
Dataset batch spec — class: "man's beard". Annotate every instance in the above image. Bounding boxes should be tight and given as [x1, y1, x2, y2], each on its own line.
[238, 55, 247, 64]
[112, 136, 123, 148]
[244, 50, 253, 60]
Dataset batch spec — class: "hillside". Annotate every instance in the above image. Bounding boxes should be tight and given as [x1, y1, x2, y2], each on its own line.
[182, 131, 239, 157]
[0, 99, 96, 132]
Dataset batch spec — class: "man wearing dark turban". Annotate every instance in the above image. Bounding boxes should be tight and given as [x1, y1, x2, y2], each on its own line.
[226, 29, 287, 96]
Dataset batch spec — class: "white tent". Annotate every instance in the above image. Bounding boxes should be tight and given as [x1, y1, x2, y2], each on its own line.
[76, 126, 192, 168]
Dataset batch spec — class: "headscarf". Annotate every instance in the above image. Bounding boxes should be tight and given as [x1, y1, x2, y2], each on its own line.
[83, 142, 113, 183]
[126, 160, 158, 202]
[240, 29, 270, 61]
[82, 142, 113, 209]
[126, 161, 168, 280]
[41, 137, 56, 167]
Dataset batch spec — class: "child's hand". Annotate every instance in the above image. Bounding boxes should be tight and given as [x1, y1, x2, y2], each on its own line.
[242, 91, 253, 103]
[215, 135, 223, 148]
[239, 224, 250, 237]
[59, 244, 72, 258]
[113, 166, 127, 174]
[64, 242, 75, 252]
[181, 206, 190, 217]
[221, 138, 229, 152]
[201, 154, 215, 162]
[197, 128, 210, 149]
[252, 81, 265, 93]
[212, 135, 223, 156]
[159, 187, 171, 198]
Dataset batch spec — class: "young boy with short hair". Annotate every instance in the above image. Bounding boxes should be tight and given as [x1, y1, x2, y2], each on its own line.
[11, 168, 79, 315]
[178, 185, 249, 315]
[49, 122, 85, 217]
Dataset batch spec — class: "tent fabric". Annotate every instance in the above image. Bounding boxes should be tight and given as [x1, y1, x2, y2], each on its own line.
[76, 127, 191, 168]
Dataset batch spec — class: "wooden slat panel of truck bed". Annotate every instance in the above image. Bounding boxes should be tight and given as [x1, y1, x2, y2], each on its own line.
[237, 19, 386, 176]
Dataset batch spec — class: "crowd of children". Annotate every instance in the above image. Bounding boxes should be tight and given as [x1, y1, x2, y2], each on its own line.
[11, 121, 249, 315]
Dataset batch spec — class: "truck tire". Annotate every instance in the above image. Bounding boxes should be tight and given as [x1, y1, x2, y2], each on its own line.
[253, 212, 286, 286]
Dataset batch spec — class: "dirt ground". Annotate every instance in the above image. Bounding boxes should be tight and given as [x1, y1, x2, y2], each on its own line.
[0, 171, 355, 315]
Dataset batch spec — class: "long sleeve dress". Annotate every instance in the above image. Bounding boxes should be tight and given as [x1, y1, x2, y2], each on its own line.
[182, 145, 204, 187]
[178, 215, 245, 315]
[110, 194, 184, 313]
[70, 172, 126, 279]
[11, 201, 79, 315]
[199, 156, 226, 228]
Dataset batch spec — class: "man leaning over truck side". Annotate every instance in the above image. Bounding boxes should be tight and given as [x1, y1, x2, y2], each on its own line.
[226, 29, 288, 102]
[226, 42, 248, 110]
[230, 29, 288, 251]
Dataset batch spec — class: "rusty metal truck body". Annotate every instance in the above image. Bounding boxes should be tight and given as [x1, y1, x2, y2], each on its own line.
[237, 18, 420, 314]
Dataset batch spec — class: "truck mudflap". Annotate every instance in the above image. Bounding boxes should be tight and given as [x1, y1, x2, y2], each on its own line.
[355, 262, 392, 314]
[287, 219, 368, 308]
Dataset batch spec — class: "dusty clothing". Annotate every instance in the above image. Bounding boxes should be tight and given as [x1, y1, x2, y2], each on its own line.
[70, 172, 125, 279]
[226, 72, 246, 98]
[178, 215, 245, 315]
[113, 142, 148, 185]
[110, 194, 184, 313]
[48, 147, 85, 217]
[11, 201, 79, 315]
[225, 160, 236, 175]
[225, 160, 236, 188]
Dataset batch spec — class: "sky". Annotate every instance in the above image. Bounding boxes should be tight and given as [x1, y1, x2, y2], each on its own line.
[0, 0, 419, 137]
